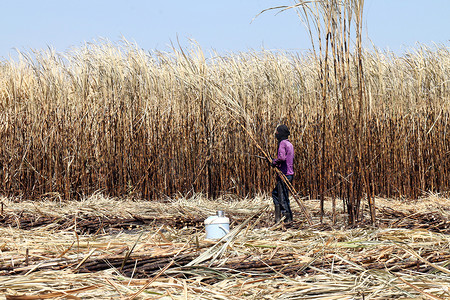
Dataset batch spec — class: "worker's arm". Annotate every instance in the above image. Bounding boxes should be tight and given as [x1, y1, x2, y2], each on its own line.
[272, 142, 287, 166]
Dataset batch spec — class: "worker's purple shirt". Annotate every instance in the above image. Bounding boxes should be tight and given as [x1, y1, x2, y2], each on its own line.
[273, 139, 294, 175]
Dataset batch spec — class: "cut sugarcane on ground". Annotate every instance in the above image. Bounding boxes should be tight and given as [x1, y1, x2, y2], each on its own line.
[0, 194, 449, 299]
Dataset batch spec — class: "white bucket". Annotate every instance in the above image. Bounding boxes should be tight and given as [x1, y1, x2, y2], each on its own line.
[204, 211, 230, 240]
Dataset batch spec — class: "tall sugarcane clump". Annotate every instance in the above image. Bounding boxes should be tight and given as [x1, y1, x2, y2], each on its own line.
[0, 34, 449, 225]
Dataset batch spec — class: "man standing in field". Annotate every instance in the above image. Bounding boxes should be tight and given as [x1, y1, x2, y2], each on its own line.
[271, 124, 294, 223]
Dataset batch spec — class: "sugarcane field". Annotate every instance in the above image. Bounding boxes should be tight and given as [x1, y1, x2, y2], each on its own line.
[1, 1, 450, 299]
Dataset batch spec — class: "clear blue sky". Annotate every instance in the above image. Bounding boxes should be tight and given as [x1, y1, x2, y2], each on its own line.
[1, 0, 449, 59]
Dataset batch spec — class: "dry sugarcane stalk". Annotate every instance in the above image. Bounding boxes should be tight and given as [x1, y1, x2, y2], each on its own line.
[5, 285, 103, 300]
[127, 260, 175, 300]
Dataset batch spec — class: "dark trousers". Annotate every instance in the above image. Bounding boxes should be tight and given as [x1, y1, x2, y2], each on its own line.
[272, 175, 293, 216]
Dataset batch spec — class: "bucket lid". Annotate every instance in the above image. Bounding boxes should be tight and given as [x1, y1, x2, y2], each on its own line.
[204, 215, 230, 225]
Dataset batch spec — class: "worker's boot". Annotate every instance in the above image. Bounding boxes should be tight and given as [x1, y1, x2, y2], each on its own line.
[274, 205, 281, 223]
[283, 211, 293, 223]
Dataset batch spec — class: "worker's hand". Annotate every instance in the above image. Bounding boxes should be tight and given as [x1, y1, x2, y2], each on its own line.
[269, 159, 277, 168]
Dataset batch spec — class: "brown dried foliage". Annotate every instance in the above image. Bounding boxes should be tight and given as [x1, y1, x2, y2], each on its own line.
[0, 41, 449, 207]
